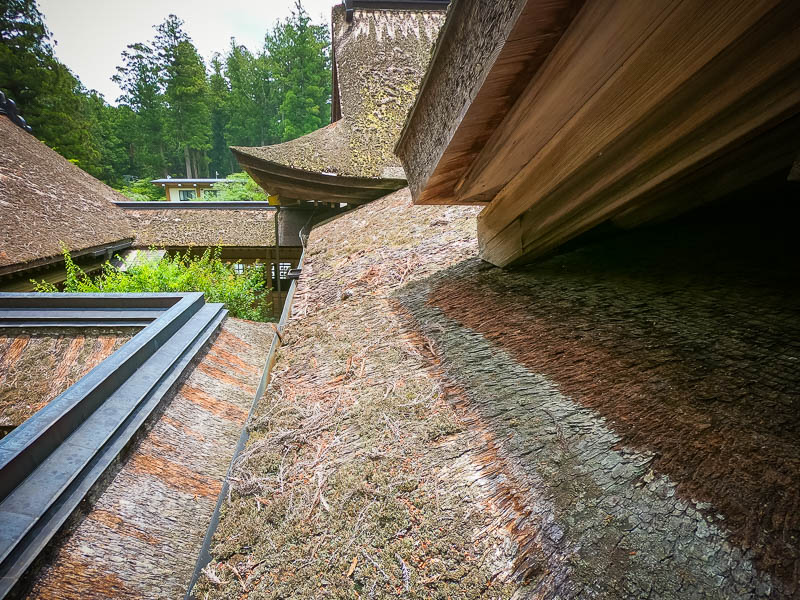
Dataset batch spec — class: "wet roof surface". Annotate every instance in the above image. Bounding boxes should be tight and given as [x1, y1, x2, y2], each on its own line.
[197, 187, 800, 598]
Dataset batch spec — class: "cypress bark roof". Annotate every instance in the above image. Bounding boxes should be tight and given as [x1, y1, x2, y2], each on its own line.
[197, 184, 800, 598]
[232, 4, 446, 203]
[124, 208, 277, 248]
[0, 116, 134, 275]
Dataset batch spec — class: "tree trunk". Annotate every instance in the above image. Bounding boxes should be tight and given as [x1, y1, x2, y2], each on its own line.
[191, 150, 199, 181]
[184, 146, 193, 179]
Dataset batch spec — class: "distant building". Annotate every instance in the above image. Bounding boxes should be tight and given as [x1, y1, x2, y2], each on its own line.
[151, 178, 226, 202]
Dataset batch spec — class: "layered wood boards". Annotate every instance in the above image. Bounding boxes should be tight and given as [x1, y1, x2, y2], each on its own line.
[398, 0, 800, 266]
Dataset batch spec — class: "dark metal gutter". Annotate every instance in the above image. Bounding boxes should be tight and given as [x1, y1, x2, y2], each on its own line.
[0, 292, 228, 598]
[114, 201, 277, 210]
[185, 248, 306, 598]
[0, 92, 32, 133]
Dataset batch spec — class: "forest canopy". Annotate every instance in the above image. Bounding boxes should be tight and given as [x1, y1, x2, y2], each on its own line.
[0, 0, 331, 188]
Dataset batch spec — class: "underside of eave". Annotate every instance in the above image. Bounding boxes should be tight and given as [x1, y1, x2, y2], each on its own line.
[473, 0, 800, 267]
[400, 0, 800, 267]
[232, 147, 407, 205]
[395, 0, 583, 206]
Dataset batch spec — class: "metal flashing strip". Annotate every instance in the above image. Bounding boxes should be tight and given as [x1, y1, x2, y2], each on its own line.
[185, 248, 306, 598]
[0, 292, 228, 598]
[114, 201, 277, 210]
[0, 92, 32, 133]
[344, 0, 450, 20]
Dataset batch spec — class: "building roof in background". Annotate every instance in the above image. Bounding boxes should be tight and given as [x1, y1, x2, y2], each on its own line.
[0, 115, 134, 276]
[124, 208, 277, 247]
[233, 2, 446, 204]
[151, 179, 226, 185]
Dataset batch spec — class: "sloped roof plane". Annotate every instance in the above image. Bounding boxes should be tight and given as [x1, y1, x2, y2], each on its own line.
[0, 116, 134, 276]
[123, 207, 278, 248]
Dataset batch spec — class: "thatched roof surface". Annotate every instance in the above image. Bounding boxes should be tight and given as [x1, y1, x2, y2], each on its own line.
[233, 4, 445, 197]
[26, 317, 275, 598]
[0, 116, 134, 274]
[0, 329, 132, 428]
[124, 208, 276, 248]
[198, 185, 800, 597]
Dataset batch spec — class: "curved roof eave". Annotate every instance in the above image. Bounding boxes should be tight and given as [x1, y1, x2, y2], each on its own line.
[231, 147, 407, 205]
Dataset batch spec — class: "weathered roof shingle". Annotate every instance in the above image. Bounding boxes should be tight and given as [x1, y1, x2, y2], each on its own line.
[0, 116, 134, 274]
[124, 208, 277, 248]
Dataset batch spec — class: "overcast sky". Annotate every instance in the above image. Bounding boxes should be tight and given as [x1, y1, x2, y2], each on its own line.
[38, 0, 338, 104]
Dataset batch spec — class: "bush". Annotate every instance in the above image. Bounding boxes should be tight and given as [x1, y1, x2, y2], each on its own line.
[208, 172, 268, 202]
[34, 247, 272, 322]
[117, 178, 166, 202]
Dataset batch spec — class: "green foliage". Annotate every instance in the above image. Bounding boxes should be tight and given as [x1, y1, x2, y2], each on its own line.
[118, 178, 166, 202]
[266, 1, 331, 142]
[208, 172, 267, 202]
[0, 0, 110, 179]
[3, 0, 332, 188]
[112, 42, 167, 177]
[34, 247, 272, 322]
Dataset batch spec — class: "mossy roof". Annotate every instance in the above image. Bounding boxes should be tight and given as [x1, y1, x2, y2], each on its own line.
[233, 5, 446, 188]
[197, 185, 800, 598]
[0, 116, 134, 274]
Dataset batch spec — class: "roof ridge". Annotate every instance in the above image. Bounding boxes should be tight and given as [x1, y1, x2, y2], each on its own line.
[0, 92, 32, 134]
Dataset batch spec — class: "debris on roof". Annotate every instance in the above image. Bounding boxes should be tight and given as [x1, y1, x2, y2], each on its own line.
[124, 208, 277, 248]
[197, 185, 800, 598]
[0, 116, 134, 276]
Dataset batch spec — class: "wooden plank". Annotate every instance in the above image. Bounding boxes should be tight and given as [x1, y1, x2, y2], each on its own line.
[513, 114, 800, 264]
[611, 120, 800, 229]
[458, 0, 679, 202]
[476, 0, 800, 265]
[399, 0, 580, 205]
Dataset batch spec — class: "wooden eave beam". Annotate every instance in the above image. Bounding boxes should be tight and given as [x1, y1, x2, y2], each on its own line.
[473, 0, 800, 266]
[396, 0, 581, 206]
[789, 154, 800, 182]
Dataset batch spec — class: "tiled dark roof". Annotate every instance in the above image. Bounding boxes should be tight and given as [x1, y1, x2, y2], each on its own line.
[198, 185, 800, 597]
[0, 116, 134, 274]
[124, 208, 276, 247]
